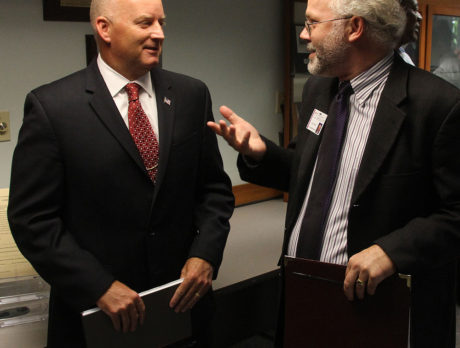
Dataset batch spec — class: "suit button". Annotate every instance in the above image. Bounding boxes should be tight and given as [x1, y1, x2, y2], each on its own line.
[352, 204, 360, 208]
[149, 232, 155, 236]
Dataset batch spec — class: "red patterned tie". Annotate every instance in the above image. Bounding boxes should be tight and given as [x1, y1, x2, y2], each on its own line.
[125, 83, 159, 183]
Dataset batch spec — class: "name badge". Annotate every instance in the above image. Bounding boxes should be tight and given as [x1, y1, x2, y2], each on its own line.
[306, 109, 328, 135]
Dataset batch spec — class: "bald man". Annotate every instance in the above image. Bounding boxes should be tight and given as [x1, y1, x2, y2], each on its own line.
[8, 0, 234, 347]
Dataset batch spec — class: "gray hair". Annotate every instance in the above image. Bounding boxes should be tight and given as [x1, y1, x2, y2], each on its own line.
[329, 0, 407, 49]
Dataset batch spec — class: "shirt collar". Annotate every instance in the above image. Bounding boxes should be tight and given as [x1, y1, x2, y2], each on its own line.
[349, 53, 394, 106]
[97, 54, 154, 98]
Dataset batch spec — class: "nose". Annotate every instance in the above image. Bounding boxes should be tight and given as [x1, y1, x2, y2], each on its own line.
[151, 21, 165, 40]
[300, 26, 310, 41]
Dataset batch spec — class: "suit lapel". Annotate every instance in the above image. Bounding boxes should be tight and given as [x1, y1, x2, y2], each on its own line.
[351, 55, 409, 204]
[150, 67, 175, 200]
[295, 79, 338, 187]
[86, 62, 177, 191]
[86, 61, 147, 174]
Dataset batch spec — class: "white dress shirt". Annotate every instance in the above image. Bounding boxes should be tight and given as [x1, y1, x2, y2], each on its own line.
[96, 54, 160, 142]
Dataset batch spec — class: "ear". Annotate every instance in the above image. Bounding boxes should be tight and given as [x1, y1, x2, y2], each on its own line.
[346, 16, 365, 43]
[95, 16, 112, 44]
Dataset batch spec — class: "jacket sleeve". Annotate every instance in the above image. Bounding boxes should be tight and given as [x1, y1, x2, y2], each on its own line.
[7, 92, 115, 311]
[237, 135, 296, 193]
[187, 86, 234, 278]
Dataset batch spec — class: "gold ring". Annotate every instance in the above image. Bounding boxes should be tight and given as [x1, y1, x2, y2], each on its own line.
[356, 278, 364, 287]
[195, 292, 200, 298]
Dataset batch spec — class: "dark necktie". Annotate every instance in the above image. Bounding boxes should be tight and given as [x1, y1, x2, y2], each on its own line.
[125, 83, 159, 183]
[296, 81, 354, 259]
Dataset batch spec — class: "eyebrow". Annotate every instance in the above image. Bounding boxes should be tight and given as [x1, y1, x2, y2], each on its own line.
[134, 15, 166, 23]
[305, 14, 319, 22]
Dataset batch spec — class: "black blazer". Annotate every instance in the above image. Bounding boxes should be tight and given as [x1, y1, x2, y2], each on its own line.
[8, 61, 234, 347]
[238, 54, 460, 347]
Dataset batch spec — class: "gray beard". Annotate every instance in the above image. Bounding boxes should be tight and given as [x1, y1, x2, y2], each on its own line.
[307, 25, 350, 77]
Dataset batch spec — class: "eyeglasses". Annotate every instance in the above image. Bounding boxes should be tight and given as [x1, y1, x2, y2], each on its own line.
[304, 16, 352, 35]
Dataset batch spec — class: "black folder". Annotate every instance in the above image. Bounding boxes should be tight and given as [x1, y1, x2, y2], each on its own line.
[82, 279, 191, 348]
[284, 257, 411, 348]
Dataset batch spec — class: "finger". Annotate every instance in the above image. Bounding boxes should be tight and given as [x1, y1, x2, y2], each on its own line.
[219, 105, 234, 120]
[227, 126, 239, 146]
[184, 289, 202, 312]
[355, 275, 367, 300]
[169, 280, 191, 309]
[366, 276, 379, 296]
[169, 287, 184, 309]
[183, 283, 210, 312]
[219, 120, 231, 137]
[343, 268, 358, 301]
[120, 309, 130, 333]
[206, 121, 222, 135]
[174, 278, 204, 313]
[219, 105, 240, 124]
[110, 312, 121, 332]
[136, 297, 145, 325]
[239, 130, 250, 149]
[228, 125, 236, 137]
[129, 303, 138, 332]
[220, 123, 240, 148]
[176, 285, 201, 313]
[174, 290, 194, 313]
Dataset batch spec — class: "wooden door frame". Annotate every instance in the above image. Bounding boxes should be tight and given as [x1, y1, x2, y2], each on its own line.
[424, 5, 460, 71]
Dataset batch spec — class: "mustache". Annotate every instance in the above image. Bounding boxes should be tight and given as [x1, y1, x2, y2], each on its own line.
[306, 43, 316, 54]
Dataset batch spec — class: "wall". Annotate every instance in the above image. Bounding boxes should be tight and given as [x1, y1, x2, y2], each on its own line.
[0, 0, 284, 188]
[0, 0, 92, 188]
[162, 0, 284, 184]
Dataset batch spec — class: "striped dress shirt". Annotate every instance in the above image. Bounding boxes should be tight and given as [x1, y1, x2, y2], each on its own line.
[287, 53, 394, 265]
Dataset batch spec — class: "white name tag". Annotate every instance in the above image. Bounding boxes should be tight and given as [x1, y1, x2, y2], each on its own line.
[306, 109, 328, 135]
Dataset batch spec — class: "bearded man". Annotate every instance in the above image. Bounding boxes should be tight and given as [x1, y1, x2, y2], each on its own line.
[209, 0, 460, 346]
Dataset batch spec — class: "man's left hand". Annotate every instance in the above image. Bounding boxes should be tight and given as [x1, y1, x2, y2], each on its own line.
[343, 245, 396, 301]
[169, 257, 213, 313]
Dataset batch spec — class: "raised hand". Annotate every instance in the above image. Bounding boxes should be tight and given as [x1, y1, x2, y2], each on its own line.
[207, 105, 267, 161]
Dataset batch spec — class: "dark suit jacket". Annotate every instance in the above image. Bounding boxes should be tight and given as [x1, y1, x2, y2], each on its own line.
[238, 54, 460, 347]
[8, 60, 234, 347]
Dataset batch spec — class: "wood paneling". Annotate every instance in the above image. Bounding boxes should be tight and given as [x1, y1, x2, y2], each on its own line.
[418, 0, 460, 70]
[424, 5, 460, 71]
[233, 184, 283, 207]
